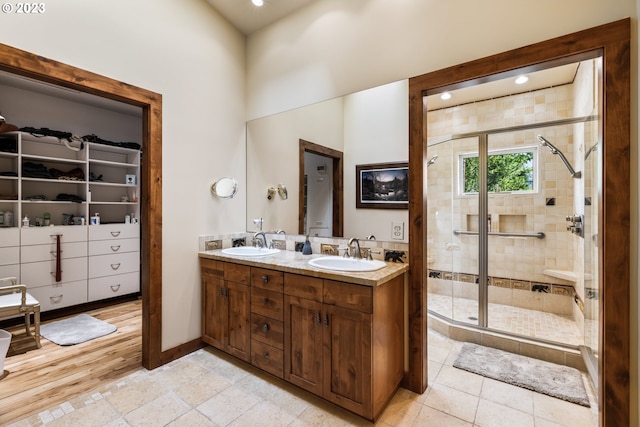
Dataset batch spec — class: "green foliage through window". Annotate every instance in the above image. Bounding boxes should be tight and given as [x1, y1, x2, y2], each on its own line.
[463, 151, 534, 193]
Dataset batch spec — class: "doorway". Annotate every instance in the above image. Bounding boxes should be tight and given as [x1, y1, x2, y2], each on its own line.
[0, 42, 164, 369]
[407, 19, 630, 427]
[298, 139, 344, 237]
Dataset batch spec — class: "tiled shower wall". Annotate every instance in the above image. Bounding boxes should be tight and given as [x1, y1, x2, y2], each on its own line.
[426, 59, 599, 338]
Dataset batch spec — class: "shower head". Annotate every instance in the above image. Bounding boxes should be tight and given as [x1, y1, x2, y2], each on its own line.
[426, 155, 438, 167]
[536, 135, 581, 179]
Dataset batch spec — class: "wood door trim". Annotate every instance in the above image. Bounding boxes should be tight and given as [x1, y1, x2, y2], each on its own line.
[0, 42, 164, 369]
[298, 139, 344, 237]
[408, 18, 630, 426]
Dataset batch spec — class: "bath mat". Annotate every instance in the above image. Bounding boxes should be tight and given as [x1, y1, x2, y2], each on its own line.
[453, 343, 590, 407]
[40, 314, 117, 346]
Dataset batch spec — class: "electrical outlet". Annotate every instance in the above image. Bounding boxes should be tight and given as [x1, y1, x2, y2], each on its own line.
[391, 221, 404, 240]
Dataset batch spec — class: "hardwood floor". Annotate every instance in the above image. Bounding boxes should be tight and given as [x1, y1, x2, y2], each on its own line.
[0, 299, 142, 424]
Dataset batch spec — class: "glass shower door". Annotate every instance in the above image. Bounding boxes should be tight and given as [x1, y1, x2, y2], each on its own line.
[427, 136, 480, 326]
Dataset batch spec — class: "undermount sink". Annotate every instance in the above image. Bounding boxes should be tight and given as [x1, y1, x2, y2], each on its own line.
[308, 256, 387, 272]
[221, 247, 280, 257]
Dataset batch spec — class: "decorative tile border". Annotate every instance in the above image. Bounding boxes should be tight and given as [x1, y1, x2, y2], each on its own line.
[427, 268, 586, 314]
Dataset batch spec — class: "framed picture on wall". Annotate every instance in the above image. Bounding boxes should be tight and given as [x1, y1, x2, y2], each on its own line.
[356, 162, 408, 209]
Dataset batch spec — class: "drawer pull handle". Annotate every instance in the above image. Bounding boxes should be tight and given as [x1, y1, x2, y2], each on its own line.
[315, 312, 321, 324]
[262, 275, 269, 283]
[110, 284, 121, 292]
[50, 295, 63, 303]
[262, 323, 269, 332]
[263, 297, 269, 305]
[110, 245, 121, 252]
[110, 231, 121, 237]
[263, 352, 269, 359]
[49, 250, 63, 257]
[110, 263, 121, 270]
[50, 271, 63, 277]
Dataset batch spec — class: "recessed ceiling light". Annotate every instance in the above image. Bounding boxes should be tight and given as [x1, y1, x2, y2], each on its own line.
[515, 75, 529, 85]
[252, 0, 264, 6]
[440, 92, 452, 100]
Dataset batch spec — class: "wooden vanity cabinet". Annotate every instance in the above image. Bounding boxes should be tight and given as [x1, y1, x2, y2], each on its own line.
[284, 273, 404, 421]
[201, 258, 404, 422]
[201, 259, 251, 362]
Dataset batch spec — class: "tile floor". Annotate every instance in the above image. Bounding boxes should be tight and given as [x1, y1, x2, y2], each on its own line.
[428, 293, 583, 346]
[9, 329, 597, 427]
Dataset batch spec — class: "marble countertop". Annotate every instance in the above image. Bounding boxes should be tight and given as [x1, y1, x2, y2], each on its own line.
[198, 249, 408, 287]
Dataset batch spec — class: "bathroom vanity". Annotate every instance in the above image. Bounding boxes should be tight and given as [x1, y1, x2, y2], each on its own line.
[198, 249, 407, 421]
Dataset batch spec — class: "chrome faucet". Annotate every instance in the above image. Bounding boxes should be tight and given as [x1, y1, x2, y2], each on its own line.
[348, 237, 362, 259]
[253, 231, 268, 248]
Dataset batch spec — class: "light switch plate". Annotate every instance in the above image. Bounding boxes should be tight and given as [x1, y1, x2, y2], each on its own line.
[391, 221, 404, 240]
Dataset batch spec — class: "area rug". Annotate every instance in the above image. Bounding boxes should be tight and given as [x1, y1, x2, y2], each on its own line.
[40, 314, 117, 346]
[453, 343, 590, 407]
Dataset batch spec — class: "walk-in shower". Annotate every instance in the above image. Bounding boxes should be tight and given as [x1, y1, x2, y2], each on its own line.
[425, 57, 601, 388]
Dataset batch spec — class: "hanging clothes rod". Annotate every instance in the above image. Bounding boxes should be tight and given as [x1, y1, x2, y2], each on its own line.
[453, 230, 545, 239]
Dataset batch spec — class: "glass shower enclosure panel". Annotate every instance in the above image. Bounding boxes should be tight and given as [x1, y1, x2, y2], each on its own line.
[427, 135, 479, 326]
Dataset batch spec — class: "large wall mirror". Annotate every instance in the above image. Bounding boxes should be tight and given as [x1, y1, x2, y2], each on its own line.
[246, 80, 409, 242]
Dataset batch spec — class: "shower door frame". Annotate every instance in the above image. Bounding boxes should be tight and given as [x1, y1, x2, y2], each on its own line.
[407, 19, 630, 427]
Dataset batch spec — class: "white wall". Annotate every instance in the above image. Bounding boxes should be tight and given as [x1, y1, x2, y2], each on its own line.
[247, 0, 638, 424]
[0, 0, 247, 350]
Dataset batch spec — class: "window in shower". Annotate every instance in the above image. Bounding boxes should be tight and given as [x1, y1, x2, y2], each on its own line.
[459, 147, 537, 194]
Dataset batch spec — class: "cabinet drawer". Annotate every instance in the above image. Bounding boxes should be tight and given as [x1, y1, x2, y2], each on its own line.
[88, 272, 139, 301]
[251, 287, 283, 321]
[21, 257, 87, 288]
[89, 252, 139, 278]
[89, 223, 139, 240]
[224, 262, 250, 285]
[29, 280, 88, 312]
[284, 273, 323, 302]
[250, 313, 284, 350]
[89, 238, 138, 256]
[0, 227, 19, 247]
[201, 258, 224, 277]
[323, 280, 372, 314]
[0, 264, 19, 280]
[21, 226, 87, 245]
[251, 339, 283, 379]
[21, 241, 86, 263]
[251, 267, 283, 292]
[0, 246, 19, 266]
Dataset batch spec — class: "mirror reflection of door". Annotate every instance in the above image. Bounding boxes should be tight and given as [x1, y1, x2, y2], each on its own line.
[304, 151, 333, 237]
[298, 139, 344, 237]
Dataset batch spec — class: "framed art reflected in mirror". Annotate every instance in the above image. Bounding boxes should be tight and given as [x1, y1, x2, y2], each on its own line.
[356, 162, 408, 209]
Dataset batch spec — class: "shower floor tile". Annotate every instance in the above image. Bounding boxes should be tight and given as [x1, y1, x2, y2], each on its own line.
[428, 293, 583, 346]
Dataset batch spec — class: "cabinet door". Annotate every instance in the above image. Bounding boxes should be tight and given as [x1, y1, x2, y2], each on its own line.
[284, 295, 324, 396]
[226, 281, 251, 362]
[202, 270, 227, 351]
[323, 304, 372, 418]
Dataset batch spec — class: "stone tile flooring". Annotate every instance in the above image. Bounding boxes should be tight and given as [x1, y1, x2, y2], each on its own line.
[428, 293, 583, 346]
[8, 328, 597, 427]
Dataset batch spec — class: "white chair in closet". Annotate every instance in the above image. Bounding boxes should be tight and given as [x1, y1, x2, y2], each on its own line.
[0, 277, 41, 348]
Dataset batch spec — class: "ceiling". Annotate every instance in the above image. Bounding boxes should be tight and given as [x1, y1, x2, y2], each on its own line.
[205, 0, 317, 35]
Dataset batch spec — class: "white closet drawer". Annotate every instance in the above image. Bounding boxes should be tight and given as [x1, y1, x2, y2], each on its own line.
[89, 224, 139, 241]
[88, 272, 139, 301]
[0, 228, 19, 247]
[29, 280, 88, 312]
[89, 238, 139, 256]
[21, 257, 88, 288]
[0, 264, 19, 280]
[0, 246, 19, 266]
[21, 226, 87, 246]
[89, 252, 139, 278]
[21, 241, 87, 263]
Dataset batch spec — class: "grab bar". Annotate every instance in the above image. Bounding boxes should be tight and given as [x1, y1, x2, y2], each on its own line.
[453, 230, 545, 239]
